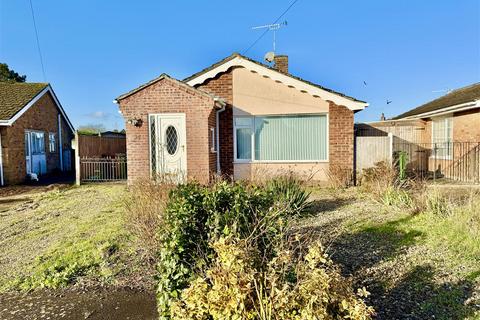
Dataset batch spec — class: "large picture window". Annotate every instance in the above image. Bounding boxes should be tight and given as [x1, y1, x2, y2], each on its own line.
[432, 116, 453, 158]
[234, 114, 328, 162]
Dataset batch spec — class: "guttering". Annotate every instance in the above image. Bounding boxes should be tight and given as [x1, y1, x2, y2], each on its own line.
[215, 105, 226, 174]
[0, 131, 4, 186]
[402, 100, 479, 120]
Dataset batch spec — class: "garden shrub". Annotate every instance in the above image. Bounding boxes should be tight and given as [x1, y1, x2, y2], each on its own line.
[266, 175, 312, 215]
[156, 179, 312, 318]
[171, 236, 375, 320]
[124, 178, 173, 261]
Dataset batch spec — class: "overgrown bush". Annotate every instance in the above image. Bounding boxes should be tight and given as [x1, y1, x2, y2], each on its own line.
[266, 175, 312, 215]
[155, 178, 373, 319]
[156, 179, 314, 318]
[327, 165, 353, 188]
[171, 236, 374, 320]
[124, 178, 173, 261]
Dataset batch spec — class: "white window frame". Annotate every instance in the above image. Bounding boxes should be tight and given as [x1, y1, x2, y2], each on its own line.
[233, 116, 254, 163]
[431, 115, 453, 160]
[233, 113, 329, 163]
[49, 132, 56, 153]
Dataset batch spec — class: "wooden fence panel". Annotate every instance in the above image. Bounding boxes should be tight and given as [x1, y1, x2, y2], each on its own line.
[356, 135, 392, 171]
[77, 135, 126, 158]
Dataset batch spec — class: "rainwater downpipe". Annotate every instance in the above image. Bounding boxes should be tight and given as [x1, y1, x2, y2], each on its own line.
[0, 131, 4, 186]
[215, 105, 226, 174]
[58, 114, 64, 171]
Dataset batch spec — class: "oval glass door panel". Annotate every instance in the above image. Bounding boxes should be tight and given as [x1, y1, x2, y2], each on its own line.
[165, 126, 178, 155]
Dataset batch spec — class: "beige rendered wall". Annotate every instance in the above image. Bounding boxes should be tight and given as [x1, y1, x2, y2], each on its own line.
[232, 67, 329, 116]
[232, 67, 330, 181]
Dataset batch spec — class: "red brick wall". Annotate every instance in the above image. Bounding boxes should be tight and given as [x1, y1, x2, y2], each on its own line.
[1, 92, 73, 184]
[118, 78, 216, 184]
[453, 108, 480, 142]
[329, 102, 354, 171]
[197, 69, 234, 176]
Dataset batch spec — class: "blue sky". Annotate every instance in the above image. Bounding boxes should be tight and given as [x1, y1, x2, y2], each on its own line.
[1, 0, 479, 130]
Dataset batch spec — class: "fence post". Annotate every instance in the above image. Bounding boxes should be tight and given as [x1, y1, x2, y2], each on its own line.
[388, 132, 394, 166]
[433, 143, 437, 183]
[73, 132, 81, 185]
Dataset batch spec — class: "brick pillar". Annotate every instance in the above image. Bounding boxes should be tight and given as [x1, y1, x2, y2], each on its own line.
[273, 55, 288, 74]
[329, 102, 354, 173]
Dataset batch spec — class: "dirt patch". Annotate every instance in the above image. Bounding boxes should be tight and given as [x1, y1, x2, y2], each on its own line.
[0, 288, 157, 320]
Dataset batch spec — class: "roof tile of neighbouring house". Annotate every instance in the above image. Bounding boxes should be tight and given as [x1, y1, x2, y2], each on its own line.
[393, 82, 480, 119]
[183, 52, 367, 104]
[0, 82, 48, 120]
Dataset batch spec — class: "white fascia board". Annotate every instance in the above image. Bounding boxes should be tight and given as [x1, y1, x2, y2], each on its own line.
[0, 85, 75, 132]
[186, 56, 368, 111]
[402, 100, 479, 120]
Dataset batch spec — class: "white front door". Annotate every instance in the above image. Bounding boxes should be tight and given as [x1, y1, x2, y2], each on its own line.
[149, 114, 187, 182]
[25, 131, 47, 176]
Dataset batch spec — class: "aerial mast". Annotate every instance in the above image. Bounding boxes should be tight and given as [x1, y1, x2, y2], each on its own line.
[251, 21, 288, 53]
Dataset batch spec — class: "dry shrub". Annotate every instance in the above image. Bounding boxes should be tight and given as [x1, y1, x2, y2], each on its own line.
[359, 161, 397, 196]
[327, 165, 353, 189]
[171, 236, 375, 320]
[124, 178, 174, 261]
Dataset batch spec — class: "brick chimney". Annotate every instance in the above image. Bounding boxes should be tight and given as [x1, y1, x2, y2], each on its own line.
[273, 55, 288, 74]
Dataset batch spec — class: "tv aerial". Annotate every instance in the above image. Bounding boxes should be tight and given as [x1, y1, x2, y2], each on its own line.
[252, 20, 288, 56]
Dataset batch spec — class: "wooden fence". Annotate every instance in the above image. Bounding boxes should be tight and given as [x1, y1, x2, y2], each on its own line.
[77, 134, 126, 157]
[355, 134, 480, 184]
[73, 133, 127, 184]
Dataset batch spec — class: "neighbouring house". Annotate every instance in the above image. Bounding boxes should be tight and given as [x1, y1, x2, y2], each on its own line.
[0, 82, 75, 185]
[116, 53, 368, 184]
[356, 82, 480, 182]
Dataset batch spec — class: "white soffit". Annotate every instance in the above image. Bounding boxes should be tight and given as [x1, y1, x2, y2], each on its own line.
[185, 56, 368, 111]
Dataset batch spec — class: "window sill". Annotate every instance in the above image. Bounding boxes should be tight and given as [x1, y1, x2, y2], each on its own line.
[234, 160, 329, 164]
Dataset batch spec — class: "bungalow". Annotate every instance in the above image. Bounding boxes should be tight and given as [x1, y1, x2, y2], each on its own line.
[0, 82, 75, 185]
[116, 53, 368, 184]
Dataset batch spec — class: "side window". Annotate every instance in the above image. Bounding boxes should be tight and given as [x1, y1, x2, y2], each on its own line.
[49, 132, 56, 153]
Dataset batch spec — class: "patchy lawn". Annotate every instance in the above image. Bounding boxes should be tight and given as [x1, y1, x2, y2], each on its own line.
[0, 183, 157, 319]
[296, 186, 480, 320]
[1, 182, 478, 319]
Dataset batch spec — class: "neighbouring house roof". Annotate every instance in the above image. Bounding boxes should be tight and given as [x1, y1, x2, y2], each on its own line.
[0, 82, 75, 131]
[393, 82, 480, 119]
[184, 53, 368, 111]
[115, 73, 226, 106]
[0, 82, 48, 120]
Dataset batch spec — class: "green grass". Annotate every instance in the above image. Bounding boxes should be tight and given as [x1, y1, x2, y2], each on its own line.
[0, 184, 147, 291]
[304, 186, 480, 319]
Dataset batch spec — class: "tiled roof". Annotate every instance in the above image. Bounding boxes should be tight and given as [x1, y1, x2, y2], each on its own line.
[394, 82, 480, 119]
[0, 82, 48, 120]
[183, 52, 367, 104]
